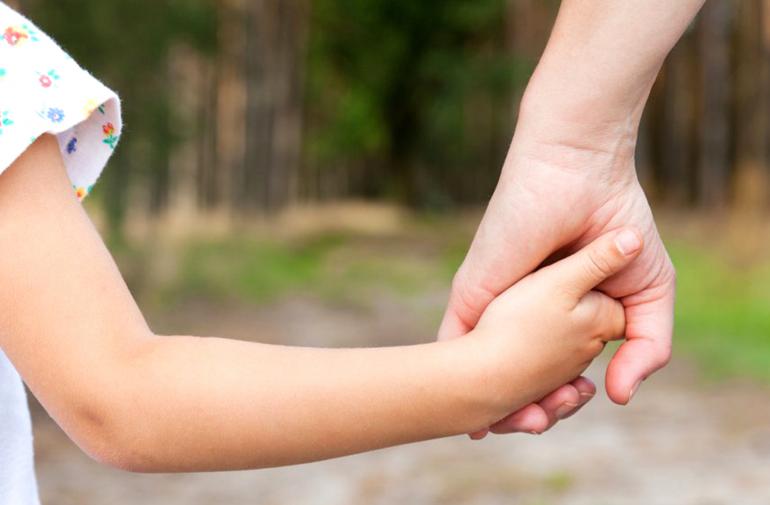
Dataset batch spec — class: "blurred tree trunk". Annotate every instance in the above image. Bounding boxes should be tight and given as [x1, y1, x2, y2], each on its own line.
[243, 0, 309, 213]
[216, 0, 248, 213]
[697, 0, 731, 208]
[165, 44, 209, 216]
[243, 0, 273, 212]
[148, 97, 173, 214]
[196, 58, 220, 209]
[505, 0, 552, 99]
[762, 0, 770, 183]
[734, 0, 769, 211]
[271, 0, 308, 209]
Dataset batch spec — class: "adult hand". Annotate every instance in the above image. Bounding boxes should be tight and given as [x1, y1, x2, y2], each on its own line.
[436, 0, 703, 437]
[439, 130, 675, 436]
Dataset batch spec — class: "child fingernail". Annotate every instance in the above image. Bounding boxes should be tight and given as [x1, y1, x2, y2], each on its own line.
[615, 230, 641, 255]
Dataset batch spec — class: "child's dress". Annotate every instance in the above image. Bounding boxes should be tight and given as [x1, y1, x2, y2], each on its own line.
[0, 3, 122, 503]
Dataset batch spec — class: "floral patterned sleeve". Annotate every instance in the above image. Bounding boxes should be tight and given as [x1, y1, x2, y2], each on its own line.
[0, 2, 121, 201]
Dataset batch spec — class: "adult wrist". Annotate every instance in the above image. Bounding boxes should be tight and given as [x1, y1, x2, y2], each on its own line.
[515, 87, 640, 163]
[501, 85, 642, 190]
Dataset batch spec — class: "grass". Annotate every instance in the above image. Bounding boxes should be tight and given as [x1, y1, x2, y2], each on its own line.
[175, 233, 345, 303]
[669, 241, 770, 382]
[161, 230, 454, 309]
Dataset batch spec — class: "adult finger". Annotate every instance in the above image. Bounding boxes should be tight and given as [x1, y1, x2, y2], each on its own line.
[488, 377, 595, 435]
[437, 190, 557, 341]
[552, 376, 597, 421]
[488, 403, 551, 435]
[605, 284, 675, 404]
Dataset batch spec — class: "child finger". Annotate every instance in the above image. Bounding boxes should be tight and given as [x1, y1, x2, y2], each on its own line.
[544, 227, 643, 300]
[599, 294, 627, 342]
[578, 291, 627, 342]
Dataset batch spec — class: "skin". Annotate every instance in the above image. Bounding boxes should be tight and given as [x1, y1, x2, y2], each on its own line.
[439, 0, 707, 437]
[0, 135, 640, 472]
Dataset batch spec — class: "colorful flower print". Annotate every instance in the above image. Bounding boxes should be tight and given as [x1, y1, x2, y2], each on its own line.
[3, 24, 38, 47]
[3, 26, 27, 46]
[66, 136, 78, 154]
[46, 107, 65, 123]
[72, 184, 95, 201]
[102, 122, 119, 149]
[39, 69, 60, 88]
[83, 99, 106, 118]
[83, 98, 98, 116]
[0, 5, 122, 205]
[0, 110, 13, 135]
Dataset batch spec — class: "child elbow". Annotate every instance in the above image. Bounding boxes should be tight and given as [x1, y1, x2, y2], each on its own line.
[79, 424, 158, 473]
[65, 392, 160, 472]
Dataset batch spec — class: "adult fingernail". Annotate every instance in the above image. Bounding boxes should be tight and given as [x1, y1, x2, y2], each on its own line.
[554, 402, 579, 420]
[629, 379, 642, 401]
[579, 391, 595, 402]
[615, 229, 642, 255]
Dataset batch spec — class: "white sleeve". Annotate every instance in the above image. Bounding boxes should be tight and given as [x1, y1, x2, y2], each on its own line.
[0, 2, 122, 200]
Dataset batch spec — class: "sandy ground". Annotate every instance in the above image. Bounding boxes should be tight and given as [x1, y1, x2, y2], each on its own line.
[32, 295, 770, 505]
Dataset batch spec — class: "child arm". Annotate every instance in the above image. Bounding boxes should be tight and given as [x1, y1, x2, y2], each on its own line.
[0, 135, 638, 472]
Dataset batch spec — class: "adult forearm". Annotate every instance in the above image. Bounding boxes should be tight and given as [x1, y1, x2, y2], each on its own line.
[517, 0, 705, 152]
[438, 1, 692, 436]
[93, 334, 499, 472]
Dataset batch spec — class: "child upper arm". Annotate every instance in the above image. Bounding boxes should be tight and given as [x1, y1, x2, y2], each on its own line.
[0, 135, 152, 450]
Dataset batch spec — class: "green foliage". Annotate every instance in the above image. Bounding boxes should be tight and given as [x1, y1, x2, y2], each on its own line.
[306, 0, 528, 204]
[18, 0, 537, 229]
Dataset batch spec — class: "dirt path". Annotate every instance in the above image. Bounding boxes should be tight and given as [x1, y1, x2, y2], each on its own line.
[32, 296, 770, 505]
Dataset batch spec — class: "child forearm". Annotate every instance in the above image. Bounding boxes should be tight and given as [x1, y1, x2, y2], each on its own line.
[0, 136, 520, 473]
[100, 334, 499, 472]
[0, 136, 634, 475]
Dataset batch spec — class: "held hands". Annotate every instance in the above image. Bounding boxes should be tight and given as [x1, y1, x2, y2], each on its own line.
[468, 228, 643, 434]
[440, 134, 675, 436]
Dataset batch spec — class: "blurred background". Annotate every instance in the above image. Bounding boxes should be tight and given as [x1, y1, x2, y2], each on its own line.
[7, 0, 770, 503]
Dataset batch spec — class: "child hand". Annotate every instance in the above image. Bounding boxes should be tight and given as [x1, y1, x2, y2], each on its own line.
[469, 228, 643, 433]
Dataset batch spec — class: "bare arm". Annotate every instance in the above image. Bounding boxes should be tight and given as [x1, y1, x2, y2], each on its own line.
[441, 0, 705, 436]
[0, 135, 635, 472]
[0, 136, 494, 471]
[520, 0, 706, 142]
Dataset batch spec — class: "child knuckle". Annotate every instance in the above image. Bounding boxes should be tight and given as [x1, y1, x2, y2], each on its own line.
[572, 293, 600, 324]
[590, 339, 607, 357]
[586, 249, 612, 278]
